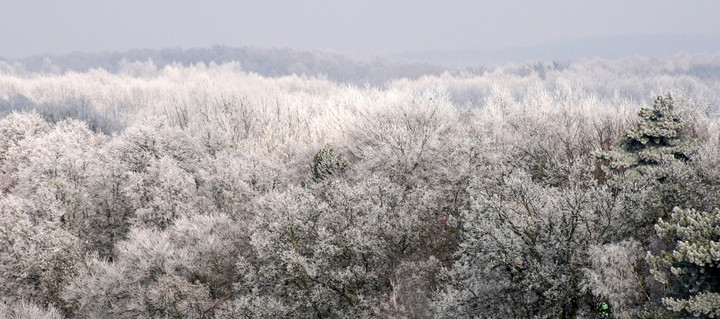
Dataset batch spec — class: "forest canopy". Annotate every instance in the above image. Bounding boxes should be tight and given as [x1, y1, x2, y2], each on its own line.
[1, 51, 720, 318]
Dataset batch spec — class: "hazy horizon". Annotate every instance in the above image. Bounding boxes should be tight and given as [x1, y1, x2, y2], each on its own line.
[3, 0, 720, 61]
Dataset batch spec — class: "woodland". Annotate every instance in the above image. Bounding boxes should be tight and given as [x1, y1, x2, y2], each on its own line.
[1, 50, 720, 318]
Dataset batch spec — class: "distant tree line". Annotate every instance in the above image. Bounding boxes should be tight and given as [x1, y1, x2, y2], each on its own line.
[0, 46, 459, 85]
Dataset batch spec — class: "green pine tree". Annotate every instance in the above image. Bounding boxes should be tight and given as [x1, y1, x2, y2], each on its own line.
[308, 144, 349, 183]
[646, 207, 720, 318]
[598, 94, 694, 171]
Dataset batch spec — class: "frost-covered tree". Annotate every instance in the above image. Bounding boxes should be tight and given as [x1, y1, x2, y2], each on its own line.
[62, 213, 243, 318]
[0, 299, 63, 319]
[646, 207, 720, 318]
[0, 116, 122, 259]
[109, 120, 209, 230]
[435, 165, 626, 318]
[0, 195, 83, 309]
[585, 96, 720, 318]
[0, 112, 50, 193]
[231, 171, 447, 318]
[584, 240, 649, 319]
[307, 144, 349, 183]
[598, 94, 694, 171]
[12, 119, 106, 229]
[201, 149, 285, 218]
[342, 89, 474, 263]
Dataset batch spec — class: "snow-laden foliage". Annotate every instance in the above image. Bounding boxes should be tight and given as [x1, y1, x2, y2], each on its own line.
[584, 240, 647, 319]
[647, 207, 720, 318]
[1, 55, 720, 318]
[307, 144, 349, 184]
[598, 94, 694, 170]
[0, 112, 51, 192]
[0, 299, 63, 319]
[233, 170, 452, 317]
[435, 164, 630, 318]
[0, 195, 83, 307]
[62, 213, 244, 318]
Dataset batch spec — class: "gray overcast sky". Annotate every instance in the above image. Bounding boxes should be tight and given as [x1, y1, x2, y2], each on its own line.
[1, 0, 719, 59]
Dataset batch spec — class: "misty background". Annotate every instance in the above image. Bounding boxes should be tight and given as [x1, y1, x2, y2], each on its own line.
[2, 0, 720, 65]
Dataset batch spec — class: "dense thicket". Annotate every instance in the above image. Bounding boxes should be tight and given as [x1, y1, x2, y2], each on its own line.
[1, 54, 720, 318]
